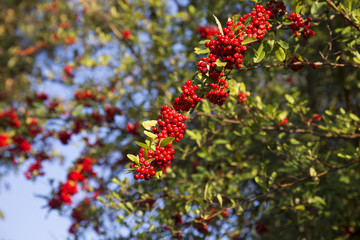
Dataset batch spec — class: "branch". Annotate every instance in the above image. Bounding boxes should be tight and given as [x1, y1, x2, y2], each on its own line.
[206, 158, 360, 220]
[324, 0, 360, 32]
[245, 158, 360, 203]
[239, 61, 360, 71]
[196, 112, 360, 139]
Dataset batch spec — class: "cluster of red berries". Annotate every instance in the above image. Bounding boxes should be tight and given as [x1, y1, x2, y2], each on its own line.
[0, 109, 32, 153]
[156, 105, 187, 142]
[104, 105, 121, 122]
[288, 13, 315, 40]
[123, 29, 131, 40]
[73, 118, 88, 134]
[278, 117, 288, 126]
[64, 36, 76, 44]
[193, 217, 209, 233]
[69, 197, 93, 235]
[126, 122, 140, 135]
[307, 113, 322, 123]
[235, 5, 272, 41]
[0, 109, 21, 128]
[238, 92, 248, 104]
[74, 89, 105, 102]
[288, 56, 304, 71]
[173, 80, 202, 112]
[197, 25, 219, 39]
[24, 152, 49, 179]
[47, 100, 59, 110]
[64, 65, 74, 77]
[49, 157, 96, 208]
[12, 136, 32, 153]
[24, 160, 44, 179]
[28, 117, 43, 137]
[17, 41, 47, 56]
[0, 133, 10, 147]
[131, 105, 186, 180]
[132, 160, 157, 180]
[35, 92, 48, 101]
[59, 130, 72, 145]
[0, 109, 51, 171]
[44, 1, 59, 13]
[205, 83, 229, 106]
[265, 1, 286, 18]
[60, 22, 72, 29]
[196, 5, 272, 106]
[88, 106, 121, 124]
[131, 141, 176, 180]
[26, 92, 48, 105]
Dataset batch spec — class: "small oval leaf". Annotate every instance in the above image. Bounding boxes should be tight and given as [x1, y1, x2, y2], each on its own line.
[159, 137, 175, 147]
[142, 120, 157, 131]
[144, 131, 157, 139]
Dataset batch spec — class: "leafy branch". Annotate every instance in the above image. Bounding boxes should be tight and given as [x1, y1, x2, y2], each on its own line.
[324, 0, 360, 32]
[196, 112, 360, 139]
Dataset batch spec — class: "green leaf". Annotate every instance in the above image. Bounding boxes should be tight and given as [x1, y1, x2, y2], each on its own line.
[253, 43, 265, 63]
[127, 154, 140, 165]
[340, 108, 346, 115]
[112, 192, 121, 200]
[149, 224, 155, 233]
[349, 113, 360, 122]
[242, 37, 257, 45]
[142, 120, 157, 130]
[135, 141, 148, 149]
[123, 167, 135, 171]
[144, 130, 157, 139]
[325, 110, 333, 116]
[352, 9, 360, 23]
[212, 14, 224, 35]
[155, 170, 163, 179]
[337, 153, 352, 159]
[126, 202, 134, 211]
[290, 138, 300, 145]
[277, 40, 289, 49]
[295, 1, 303, 14]
[267, 39, 275, 52]
[285, 94, 295, 104]
[96, 196, 107, 205]
[204, 183, 209, 200]
[159, 137, 175, 147]
[194, 47, 210, 55]
[295, 205, 305, 210]
[217, 193, 223, 207]
[199, 39, 211, 45]
[275, 46, 286, 61]
[215, 58, 227, 67]
[112, 177, 122, 185]
[309, 167, 317, 177]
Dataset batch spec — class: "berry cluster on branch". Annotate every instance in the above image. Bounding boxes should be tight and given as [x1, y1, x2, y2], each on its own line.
[129, 1, 316, 181]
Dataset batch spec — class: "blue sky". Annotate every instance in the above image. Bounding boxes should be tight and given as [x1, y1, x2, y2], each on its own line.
[0, 142, 78, 240]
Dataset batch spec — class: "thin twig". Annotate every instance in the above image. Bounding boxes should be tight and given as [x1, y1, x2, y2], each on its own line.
[206, 158, 360, 220]
[239, 61, 360, 71]
[324, 0, 360, 32]
[196, 112, 360, 139]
